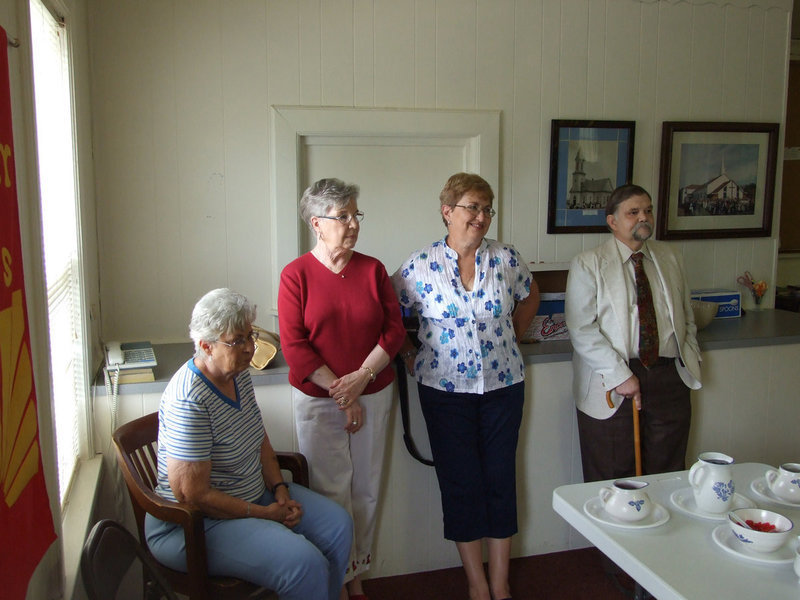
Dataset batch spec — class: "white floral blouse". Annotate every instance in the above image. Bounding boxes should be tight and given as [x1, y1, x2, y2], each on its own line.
[392, 237, 533, 395]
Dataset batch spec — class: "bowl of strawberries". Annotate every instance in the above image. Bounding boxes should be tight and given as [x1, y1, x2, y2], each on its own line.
[728, 508, 794, 553]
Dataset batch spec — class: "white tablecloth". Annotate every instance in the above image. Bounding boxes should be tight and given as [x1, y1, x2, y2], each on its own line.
[552, 463, 800, 599]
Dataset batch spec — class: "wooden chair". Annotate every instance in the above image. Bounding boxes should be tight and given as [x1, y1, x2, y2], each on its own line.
[81, 519, 178, 600]
[112, 412, 309, 600]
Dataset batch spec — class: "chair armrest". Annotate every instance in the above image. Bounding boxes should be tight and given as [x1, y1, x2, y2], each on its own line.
[113, 441, 212, 597]
[276, 452, 309, 488]
[123, 475, 199, 527]
[123, 479, 211, 597]
[112, 440, 198, 528]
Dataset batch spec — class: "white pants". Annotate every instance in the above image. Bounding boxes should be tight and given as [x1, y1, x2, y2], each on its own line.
[293, 386, 392, 582]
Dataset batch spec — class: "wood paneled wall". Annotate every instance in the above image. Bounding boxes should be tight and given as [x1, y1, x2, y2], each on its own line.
[87, 0, 792, 343]
[85, 2, 798, 581]
[781, 61, 800, 252]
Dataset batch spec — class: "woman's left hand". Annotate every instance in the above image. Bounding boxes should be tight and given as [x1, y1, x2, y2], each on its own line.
[281, 499, 303, 528]
[274, 486, 303, 527]
[329, 368, 370, 410]
[343, 400, 364, 434]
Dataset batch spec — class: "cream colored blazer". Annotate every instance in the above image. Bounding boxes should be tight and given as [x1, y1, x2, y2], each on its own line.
[565, 237, 702, 419]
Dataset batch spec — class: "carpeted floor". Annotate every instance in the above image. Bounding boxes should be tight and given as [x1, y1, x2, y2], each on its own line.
[361, 547, 640, 600]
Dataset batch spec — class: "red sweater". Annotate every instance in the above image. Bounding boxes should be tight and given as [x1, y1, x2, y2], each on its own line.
[278, 251, 406, 397]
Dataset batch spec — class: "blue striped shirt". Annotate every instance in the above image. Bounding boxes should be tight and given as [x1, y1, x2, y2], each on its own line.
[154, 360, 266, 503]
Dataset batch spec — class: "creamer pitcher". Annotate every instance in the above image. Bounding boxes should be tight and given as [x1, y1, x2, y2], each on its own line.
[688, 451, 735, 513]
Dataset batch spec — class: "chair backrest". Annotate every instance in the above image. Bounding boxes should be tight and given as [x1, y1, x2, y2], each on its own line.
[81, 519, 178, 600]
[118, 412, 160, 489]
[113, 412, 216, 599]
[112, 412, 163, 541]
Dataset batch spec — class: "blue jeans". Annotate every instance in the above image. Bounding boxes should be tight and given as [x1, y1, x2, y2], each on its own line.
[145, 484, 352, 600]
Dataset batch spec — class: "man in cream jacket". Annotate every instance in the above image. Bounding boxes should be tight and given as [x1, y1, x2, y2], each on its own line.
[565, 184, 701, 482]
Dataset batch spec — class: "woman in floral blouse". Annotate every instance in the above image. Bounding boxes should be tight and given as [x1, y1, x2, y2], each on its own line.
[392, 173, 539, 600]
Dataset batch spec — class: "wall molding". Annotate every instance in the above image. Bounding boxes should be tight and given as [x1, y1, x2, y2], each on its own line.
[268, 105, 501, 321]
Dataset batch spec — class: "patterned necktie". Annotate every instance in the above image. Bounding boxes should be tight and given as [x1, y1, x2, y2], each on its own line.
[631, 252, 659, 368]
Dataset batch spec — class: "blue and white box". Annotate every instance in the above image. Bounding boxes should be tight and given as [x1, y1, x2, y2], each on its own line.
[538, 292, 565, 316]
[690, 289, 742, 319]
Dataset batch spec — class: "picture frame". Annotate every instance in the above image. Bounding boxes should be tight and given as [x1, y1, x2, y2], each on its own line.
[656, 121, 779, 240]
[547, 119, 635, 234]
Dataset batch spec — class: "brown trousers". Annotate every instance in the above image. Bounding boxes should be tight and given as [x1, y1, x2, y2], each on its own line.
[577, 357, 691, 483]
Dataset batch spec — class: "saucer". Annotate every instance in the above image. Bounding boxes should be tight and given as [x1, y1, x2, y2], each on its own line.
[670, 487, 755, 521]
[750, 477, 800, 509]
[711, 524, 797, 565]
[583, 497, 670, 529]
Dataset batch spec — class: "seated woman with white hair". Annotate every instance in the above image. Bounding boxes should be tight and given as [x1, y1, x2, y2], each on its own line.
[145, 288, 353, 600]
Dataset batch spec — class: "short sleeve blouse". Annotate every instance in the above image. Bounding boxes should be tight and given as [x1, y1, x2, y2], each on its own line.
[392, 237, 532, 394]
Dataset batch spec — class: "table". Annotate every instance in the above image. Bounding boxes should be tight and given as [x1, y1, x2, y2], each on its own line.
[552, 463, 800, 599]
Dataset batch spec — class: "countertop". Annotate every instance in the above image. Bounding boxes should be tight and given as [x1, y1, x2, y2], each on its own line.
[95, 308, 800, 395]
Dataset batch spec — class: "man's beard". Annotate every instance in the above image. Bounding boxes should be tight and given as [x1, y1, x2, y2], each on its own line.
[632, 222, 653, 242]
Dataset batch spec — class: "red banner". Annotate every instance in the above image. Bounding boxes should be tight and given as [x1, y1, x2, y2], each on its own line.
[0, 25, 57, 598]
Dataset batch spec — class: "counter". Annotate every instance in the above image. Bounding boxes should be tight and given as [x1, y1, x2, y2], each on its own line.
[93, 309, 800, 579]
[95, 308, 800, 394]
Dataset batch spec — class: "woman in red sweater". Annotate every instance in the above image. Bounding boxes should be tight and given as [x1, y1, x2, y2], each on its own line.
[278, 178, 405, 600]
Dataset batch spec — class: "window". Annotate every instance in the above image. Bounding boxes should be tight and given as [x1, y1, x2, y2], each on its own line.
[29, 0, 89, 503]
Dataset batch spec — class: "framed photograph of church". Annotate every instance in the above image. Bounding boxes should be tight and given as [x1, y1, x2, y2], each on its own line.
[656, 121, 779, 240]
[546, 119, 635, 234]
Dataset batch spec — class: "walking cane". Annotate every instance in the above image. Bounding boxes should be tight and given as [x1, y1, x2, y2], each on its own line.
[606, 391, 642, 477]
[605, 391, 647, 600]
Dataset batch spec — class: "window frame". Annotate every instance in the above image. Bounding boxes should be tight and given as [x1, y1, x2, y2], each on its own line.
[28, 0, 94, 506]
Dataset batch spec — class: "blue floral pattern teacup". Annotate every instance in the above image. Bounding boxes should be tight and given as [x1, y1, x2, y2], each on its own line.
[766, 462, 800, 504]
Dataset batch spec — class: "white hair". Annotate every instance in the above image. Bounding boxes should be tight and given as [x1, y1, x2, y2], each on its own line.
[189, 288, 257, 355]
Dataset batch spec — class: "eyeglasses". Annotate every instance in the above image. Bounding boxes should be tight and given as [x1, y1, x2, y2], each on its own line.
[315, 211, 365, 225]
[453, 204, 496, 218]
[216, 330, 259, 348]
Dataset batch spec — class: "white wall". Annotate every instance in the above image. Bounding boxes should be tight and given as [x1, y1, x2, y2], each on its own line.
[87, 0, 792, 344]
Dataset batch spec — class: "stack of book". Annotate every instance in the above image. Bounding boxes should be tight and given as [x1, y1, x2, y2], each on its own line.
[111, 366, 155, 384]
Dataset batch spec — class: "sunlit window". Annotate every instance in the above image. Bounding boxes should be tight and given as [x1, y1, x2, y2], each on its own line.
[29, 0, 88, 503]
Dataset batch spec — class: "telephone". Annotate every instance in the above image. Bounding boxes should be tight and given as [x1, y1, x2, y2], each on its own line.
[104, 341, 157, 370]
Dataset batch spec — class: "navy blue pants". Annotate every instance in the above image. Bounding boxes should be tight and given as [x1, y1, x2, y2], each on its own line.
[418, 382, 524, 542]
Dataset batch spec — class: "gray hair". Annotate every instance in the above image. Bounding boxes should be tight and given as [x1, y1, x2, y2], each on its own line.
[189, 288, 257, 355]
[299, 178, 360, 232]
